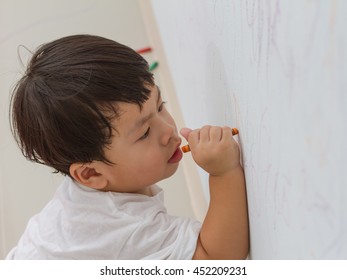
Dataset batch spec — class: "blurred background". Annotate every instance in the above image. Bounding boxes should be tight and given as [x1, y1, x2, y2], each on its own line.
[0, 0, 200, 259]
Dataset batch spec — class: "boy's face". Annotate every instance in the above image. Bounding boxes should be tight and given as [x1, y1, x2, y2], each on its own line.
[99, 85, 182, 195]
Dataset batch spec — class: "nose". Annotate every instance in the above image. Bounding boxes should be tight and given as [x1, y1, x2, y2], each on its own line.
[159, 119, 176, 146]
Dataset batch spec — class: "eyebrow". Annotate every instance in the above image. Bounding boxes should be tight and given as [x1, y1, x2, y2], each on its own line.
[128, 86, 162, 136]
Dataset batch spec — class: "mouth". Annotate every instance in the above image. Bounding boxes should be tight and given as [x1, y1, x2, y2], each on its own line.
[168, 140, 183, 164]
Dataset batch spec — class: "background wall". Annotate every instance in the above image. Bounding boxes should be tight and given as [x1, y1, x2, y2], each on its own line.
[0, 0, 195, 259]
[149, 0, 347, 259]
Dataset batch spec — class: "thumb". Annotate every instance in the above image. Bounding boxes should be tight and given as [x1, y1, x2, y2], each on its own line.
[180, 127, 192, 141]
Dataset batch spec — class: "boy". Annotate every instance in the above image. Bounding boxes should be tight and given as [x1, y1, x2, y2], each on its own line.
[6, 35, 249, 259]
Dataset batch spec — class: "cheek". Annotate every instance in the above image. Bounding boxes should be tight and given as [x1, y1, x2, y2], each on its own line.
[131, 150, 168, 179]
[118, 143, 158, 162]
[138, 148, 165, 168]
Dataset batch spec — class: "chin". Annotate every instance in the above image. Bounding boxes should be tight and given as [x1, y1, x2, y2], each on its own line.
[163, 163, 180, 179]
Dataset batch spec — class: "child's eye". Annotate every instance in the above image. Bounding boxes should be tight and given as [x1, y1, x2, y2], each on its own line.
[139, 127, 150, 140]
[158, 101, 166, 112]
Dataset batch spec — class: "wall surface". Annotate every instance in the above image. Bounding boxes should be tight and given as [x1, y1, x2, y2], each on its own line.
[150, 0, 347, 259]
[0, 0, 195, 259]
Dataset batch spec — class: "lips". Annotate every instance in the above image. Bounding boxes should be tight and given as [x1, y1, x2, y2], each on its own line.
[168, 141, 183, 164]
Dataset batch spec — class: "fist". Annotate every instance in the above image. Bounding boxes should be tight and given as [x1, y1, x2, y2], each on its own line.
[180, 126, 241, 176]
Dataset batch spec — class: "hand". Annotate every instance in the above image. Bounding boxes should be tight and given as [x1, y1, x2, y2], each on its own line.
[180, 126, 241, 176]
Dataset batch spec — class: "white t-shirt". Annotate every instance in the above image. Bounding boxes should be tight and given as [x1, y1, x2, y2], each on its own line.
[6, 177, 201, 259]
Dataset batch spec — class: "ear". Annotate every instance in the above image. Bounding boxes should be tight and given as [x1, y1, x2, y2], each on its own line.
[69, 162, 108, 190]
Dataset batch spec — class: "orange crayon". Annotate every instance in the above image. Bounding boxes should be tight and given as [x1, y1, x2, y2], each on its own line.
[181, 128, 239, 153]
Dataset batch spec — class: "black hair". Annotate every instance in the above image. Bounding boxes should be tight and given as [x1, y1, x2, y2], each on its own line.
[10, 34, 154, 176]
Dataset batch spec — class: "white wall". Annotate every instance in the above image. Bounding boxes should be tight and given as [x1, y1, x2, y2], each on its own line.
[0, 0, 195, 259]
[150, 0, 347, 259]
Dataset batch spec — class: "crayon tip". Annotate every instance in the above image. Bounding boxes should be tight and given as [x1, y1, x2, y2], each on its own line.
[181, 145, 191, 153]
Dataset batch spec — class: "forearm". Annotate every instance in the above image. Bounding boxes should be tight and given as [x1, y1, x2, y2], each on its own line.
[198, 165, 249, 259]
[180, 126, 249, 259]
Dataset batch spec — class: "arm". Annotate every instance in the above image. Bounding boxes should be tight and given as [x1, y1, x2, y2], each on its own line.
[180, 126, 249, 259]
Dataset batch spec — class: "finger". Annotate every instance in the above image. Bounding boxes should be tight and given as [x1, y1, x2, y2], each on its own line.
[187, 128, 200, 148]
[199, 125, 211, 143]
[180, 127, 192, 141]
[221, 126, 233, 142]
[210, 126, 222, 142]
